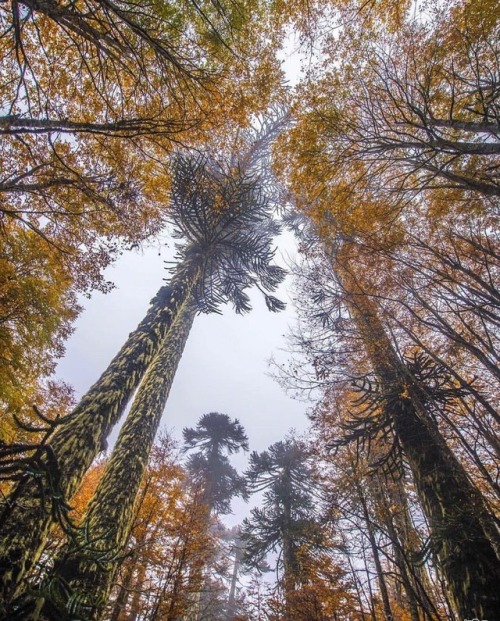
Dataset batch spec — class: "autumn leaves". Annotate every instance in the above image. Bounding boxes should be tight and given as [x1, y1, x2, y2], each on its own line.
[0, 0, 499, 620]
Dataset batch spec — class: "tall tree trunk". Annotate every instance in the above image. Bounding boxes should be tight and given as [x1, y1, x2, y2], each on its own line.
[109, 560, 135, 621]
[356, 481, 393, 621]
[282, 475, 296, 619]
[48, 298, 197, 620]
[372, 474, 441, 621]
[226, 540, 243, 621]
[335, 242, 500, 619]
[370, 477, 421, 621]
[0, 259, 201, 611]
[126, 563, 147, 621]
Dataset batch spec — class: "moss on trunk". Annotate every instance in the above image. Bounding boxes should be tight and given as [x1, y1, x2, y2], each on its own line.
[336, 244, 500, 619]
[0, 263, 201, 612]
[47, 300, 197, 619]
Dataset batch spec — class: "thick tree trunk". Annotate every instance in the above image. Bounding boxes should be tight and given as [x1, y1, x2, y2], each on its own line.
[0, 259, 201, 612]
[335, 244, 500, 620]
[391, 397, 500, 620]
[48, 298, 197, 619]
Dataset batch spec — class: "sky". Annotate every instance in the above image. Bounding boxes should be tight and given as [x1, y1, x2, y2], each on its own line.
[55, 44, 308, 526]
[56, 231, 311, 525]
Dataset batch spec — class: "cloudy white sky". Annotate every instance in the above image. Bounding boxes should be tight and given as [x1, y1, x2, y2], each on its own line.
[56, 230, 311, 525]
[55, 46, 308, 525]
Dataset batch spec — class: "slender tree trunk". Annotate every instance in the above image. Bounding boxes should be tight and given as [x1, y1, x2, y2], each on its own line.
[48, 298, 197, 619]
[335, 243, 500, 619]
[372, 480, 420, 621]
[373, 474, 441, 621]
[282, 481, 296, 619]
[0, 259, 201, 611]
[126, 563, 147, 621]
[356, 481, 393, 621]
[343, 545, 369, 621]
[226, 541, 243, 621]
[109, 560, 135, 621]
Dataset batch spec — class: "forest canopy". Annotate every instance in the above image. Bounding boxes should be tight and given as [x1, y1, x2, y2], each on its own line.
[0, 0, 499, 620]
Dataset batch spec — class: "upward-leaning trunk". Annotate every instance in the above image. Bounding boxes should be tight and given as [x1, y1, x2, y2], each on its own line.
[334, 241, 500, 620]
[48, 297, 197, 620]
[226, 541, 243, 621]
[281, 471, 296, 618]
[369, 475, 432, 621]
[0, 258, 202, 612]
[355, 480, 393, 621]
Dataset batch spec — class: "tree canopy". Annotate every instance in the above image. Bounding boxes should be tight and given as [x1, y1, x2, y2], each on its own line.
[0, 0, 499, 619]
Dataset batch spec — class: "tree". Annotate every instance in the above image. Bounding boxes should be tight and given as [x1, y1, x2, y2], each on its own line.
[105, 435, 220, 621]
[280, 0, 500, 229]
[183, 413, 249, 621]
[242, 438, 339, 619]
[4, 117, 287, 618]
[287, 226, 500, 619]
[0, 0, 285, 425]
[41, 435, 220, 621]
[183, 413, 249, 515]
[0, 223, 79, 427]
[273, 2, 500, 612]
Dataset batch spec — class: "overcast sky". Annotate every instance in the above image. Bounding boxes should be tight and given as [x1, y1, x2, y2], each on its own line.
[56, 45, 307, 526]
[56, 229, 311, 525]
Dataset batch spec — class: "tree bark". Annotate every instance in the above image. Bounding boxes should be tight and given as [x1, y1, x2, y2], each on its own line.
[335, 241, 500, 620]
[48, 298, 197, 619]
[0, 259, 201, 612]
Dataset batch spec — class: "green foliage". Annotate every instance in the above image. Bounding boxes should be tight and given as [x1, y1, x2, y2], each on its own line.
[183, 412, 248, 514]
[168, 142, 287, 315]
[242, 439, 325, 574]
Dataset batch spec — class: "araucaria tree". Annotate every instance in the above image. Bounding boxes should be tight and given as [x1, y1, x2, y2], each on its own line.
[241, 439, 335, 619]
[3, 118, 287, 619]
[0, 0, 282, 428]
[183, 413, 249, 620]
[280, 222, 500, 619]
[273, 1, 500, 616]
[183, 412, 249, 516]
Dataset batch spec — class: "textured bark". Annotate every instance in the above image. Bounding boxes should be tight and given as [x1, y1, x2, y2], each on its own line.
[335, 245, 500, 620]
[50, 299, 197, 619]
[391, 398, 500, 620]
[0, 259, 201, 610]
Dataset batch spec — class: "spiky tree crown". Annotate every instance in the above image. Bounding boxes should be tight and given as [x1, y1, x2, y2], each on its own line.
[242, 440, 324, 569]
[183, 412, 249, 454]
[167, 120, 287, 314]
[245, 440, 315, 509]
[183, 412, 249, 514]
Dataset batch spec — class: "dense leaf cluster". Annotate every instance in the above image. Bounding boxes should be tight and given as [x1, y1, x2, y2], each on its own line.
[168, 152, 286, 314]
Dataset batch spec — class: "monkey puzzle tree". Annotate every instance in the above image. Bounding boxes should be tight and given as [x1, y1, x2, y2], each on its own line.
[283, 215, 500, 619]
[241, 439, 327, 618]
[6, 120, 287, 619]
[335, 241, 500, 620]
[183, 413, 249, 621]
[183, 412, 249, 516]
